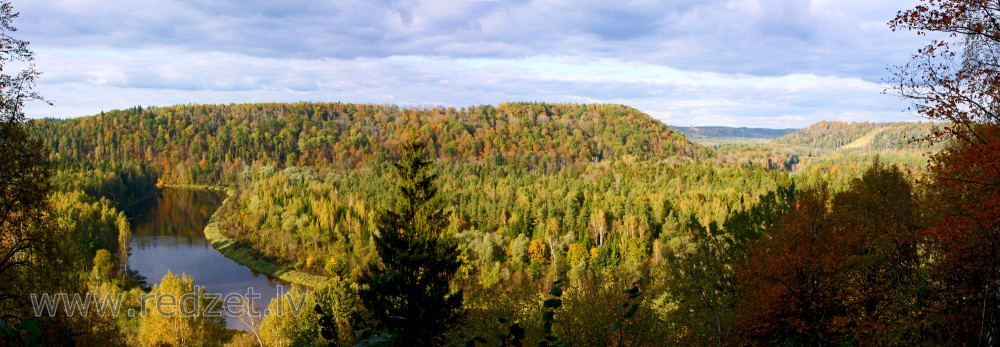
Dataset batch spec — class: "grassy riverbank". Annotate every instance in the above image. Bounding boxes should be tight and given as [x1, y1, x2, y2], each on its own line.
[193, 188, 331, 289]
[157, 183, 232, 194]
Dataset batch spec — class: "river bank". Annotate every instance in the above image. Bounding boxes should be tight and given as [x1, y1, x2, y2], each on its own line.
[200, 191, 330, 289]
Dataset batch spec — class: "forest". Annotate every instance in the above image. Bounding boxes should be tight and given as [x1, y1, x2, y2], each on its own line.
[10, 101, 989, 346]
[2, 0, 1000, 346]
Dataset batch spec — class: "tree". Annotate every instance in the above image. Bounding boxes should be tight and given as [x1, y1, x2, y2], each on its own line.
[356, 138, 464, 345]
[735, 187, 854, 345]
[891, 1, 1000, 343]
[260, 288, 318, 347]
[888, 0, 1000, 193]
[0, 0, 66, 325]
[918, 123, 1000, 343]
[236, 296, 265, 347]
[137, 272, 226, 347]
[891, 0, 1000, 130]
[735, 163, 924, 345]
[662, 187, 793, 346]
[828, 162, 926, 344]
[589, 209, 608, 246]
[663, 217, 732, 347]
[90, 249, 114, 284]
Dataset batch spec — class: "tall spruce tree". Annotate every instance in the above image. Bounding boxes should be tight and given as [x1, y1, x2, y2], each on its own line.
[357, 138, 463, 345]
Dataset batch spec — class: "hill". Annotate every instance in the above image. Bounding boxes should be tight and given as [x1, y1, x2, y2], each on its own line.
[31, 101, 947, 346]
[32, 102, 706, 185]
[670, 125, 797, 139]
[773, 121, 939, 151]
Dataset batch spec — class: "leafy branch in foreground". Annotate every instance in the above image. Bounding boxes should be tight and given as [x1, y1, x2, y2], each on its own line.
[611, 282, 642, 346]
[539, 280, 568, 347]
[493, 315, 524, 347]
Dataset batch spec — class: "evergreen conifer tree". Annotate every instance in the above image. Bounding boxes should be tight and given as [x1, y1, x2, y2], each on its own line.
[357, 138, 463, 345]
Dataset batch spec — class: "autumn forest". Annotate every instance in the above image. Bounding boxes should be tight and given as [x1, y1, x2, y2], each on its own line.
[3, 0, 1000, 346]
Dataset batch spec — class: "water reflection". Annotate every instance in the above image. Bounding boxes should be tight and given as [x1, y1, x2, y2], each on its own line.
[128, 189, 288, 329]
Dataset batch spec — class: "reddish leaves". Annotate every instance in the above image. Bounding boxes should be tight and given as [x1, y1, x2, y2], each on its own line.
[735, 164, 924, 345]
[891, 1, 1000, 342]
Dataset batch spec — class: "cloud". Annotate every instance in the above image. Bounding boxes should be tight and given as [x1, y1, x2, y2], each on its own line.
[18, 1, 925, 76]
[25, 48, 911, 128]
[11, 0, 933, 127]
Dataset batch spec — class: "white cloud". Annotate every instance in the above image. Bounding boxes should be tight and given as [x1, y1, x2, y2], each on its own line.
[17, 0, 924, 75]
[11, 0, 935, 127]
[24, 48, 909, 127]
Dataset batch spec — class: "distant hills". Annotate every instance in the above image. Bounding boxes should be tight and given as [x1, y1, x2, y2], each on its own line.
[670, 125, 798, 139]
[773, 121, 939, 151]
[672, 121, 940, 151]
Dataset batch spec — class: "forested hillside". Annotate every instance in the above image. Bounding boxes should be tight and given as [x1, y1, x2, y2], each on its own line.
[32, 101, 791, 293]
[688, 121, 941, 188]
[773, 120, 939, 151]
[33, 102, 705, 185]
[7, 0, 1000, 344]
[28, 101, 802, 345]
[32, 105, 942, 288]
[18, 98, 996, 346]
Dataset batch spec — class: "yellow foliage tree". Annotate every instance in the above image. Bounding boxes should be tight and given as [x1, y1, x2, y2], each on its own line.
[137, 272, 225, 346]
[566, 243, 588, 267]
[528, 239, 548, 264]
[90, 249, 114, 284]
[259, 288, 317, 347]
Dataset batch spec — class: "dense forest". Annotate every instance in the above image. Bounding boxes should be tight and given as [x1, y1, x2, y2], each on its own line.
[772, 121, 940, 151]
[17, 99, 799, 345]
[11, 102, 974, 346]
[15, 99, 968, 346]
[3, 0, 1000, 346]
[32, 102, 706, 185]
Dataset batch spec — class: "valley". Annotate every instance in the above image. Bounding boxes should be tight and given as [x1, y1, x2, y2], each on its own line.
[24, 102, 948, 345]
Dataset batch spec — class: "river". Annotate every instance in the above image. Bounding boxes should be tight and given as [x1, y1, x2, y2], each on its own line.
[127, 189, 289, 330]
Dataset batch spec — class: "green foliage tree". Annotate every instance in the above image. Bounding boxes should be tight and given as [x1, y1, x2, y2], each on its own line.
[90, 249, 113, 284]
[356, 138, 464, 345]
[261, 288, 319, 347]
[662, 217, 732, 347]
[49, 190, 131, 271]
[0, 4, 75, 344]
[659, 185, 795, 346]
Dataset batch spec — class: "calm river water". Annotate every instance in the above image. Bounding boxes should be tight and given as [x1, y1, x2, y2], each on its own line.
[128, 189, 289, 329]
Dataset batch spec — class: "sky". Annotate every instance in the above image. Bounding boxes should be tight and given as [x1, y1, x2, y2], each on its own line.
[15, 0, 931, 128]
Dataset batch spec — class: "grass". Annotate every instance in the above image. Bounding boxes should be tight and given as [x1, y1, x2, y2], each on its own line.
[200, 191, 331, 289]
[842, 127, 889, 149]
[157, 183, 233, 194]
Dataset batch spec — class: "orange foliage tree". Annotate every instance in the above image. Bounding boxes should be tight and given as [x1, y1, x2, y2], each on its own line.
[891, 0, 1000, 343]
[735, 163, 924, 345]
[736, 187, 853, 345]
